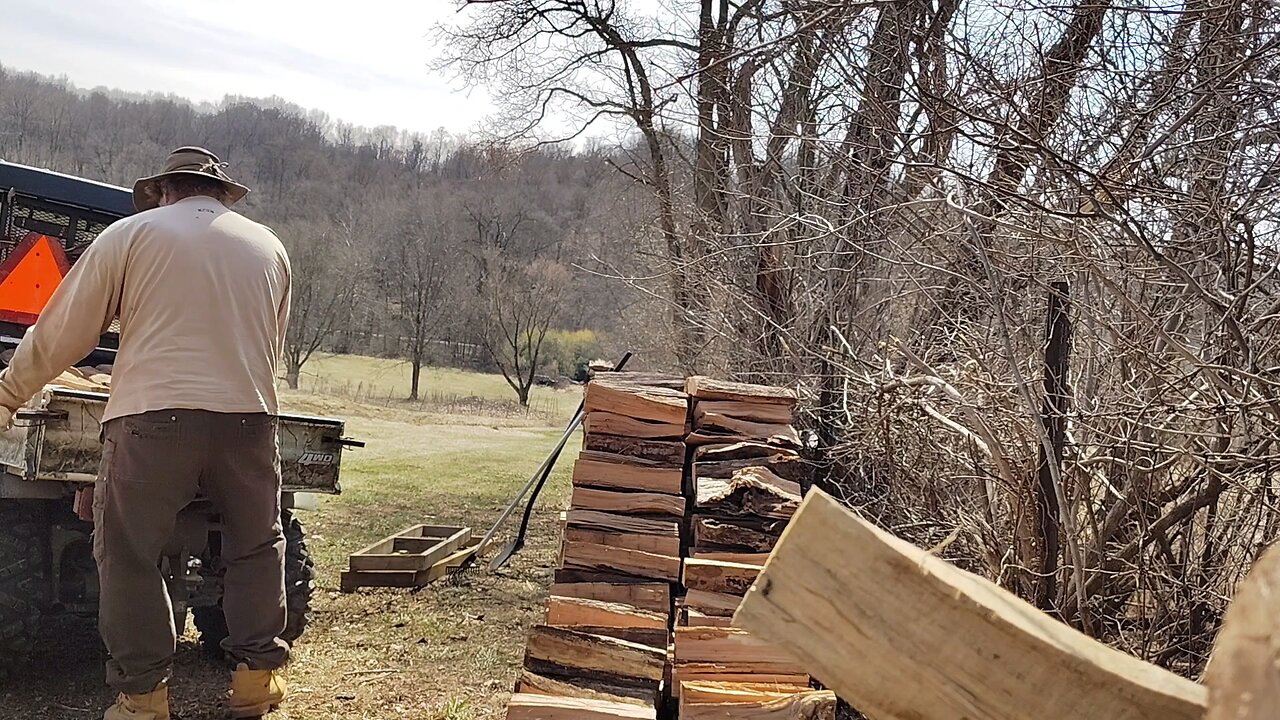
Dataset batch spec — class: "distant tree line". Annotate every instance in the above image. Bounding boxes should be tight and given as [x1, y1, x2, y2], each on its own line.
[0, 64, 671, 403]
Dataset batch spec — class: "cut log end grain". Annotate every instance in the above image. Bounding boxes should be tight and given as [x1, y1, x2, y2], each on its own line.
[695, 400, 794, 425]
[549, 582, 671, 615]
[695, 467, 801, 520]
[693, 516, 783, 553]
[525, 625, 667, 682]
[571, 486, 686, 518]
[516, 671, 658, 708]
[574, 457, 685, 495]
[679, 685, 837, 720]
[567, 510, 681, 537]
[563, 527, 682, 559]
[585, 378, 689, 426]
[506, 693, 656, 720]
[584, 415, 688, 445]
[685, 376, 798, 405]
[546, 595, 668, 631]
[689, 414, 802, 448]
[683, 558, 762, 597]
[561, 540, 682, 582]
[683, 589, 744, 617]
[673, 627, 806, 670]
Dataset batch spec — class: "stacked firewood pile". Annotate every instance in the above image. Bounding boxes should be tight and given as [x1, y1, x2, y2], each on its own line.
[672, 378, 831, 718]
[507, 373, 833, 720]
[509, 373, 689, 720]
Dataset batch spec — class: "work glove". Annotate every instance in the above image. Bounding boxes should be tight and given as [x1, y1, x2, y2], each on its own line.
[0, 407, 12, 431]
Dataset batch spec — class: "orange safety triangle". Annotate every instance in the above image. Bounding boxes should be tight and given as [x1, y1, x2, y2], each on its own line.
[0, 233, 70, 322]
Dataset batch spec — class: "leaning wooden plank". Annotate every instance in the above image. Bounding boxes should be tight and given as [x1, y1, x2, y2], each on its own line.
[562, 541, 681, 582]
[695, 400, 794, 425]
[696, 468, 801, 520]
[516, 670, 657, 707]
[734, 490, 1208, 720]
[348, 526, 472, 571]
[549, 582, 671, 614]
[564, 527, 682, 558]
[683, 558, 762, 596]
[673, 627, 805, 668]
[506, 693, 655, 720]
[584, 413, 687, 442]
[568, 510, 681, 537]
[689, 551, 770, 566]
[1206, 542, 1280, 720]
[693, 516, 782, 552]
[546, 596, 668, 630]
[574, 457, 685, 495]
[686, 377, 798, 405]
[525, 625, 666, 681]
[680, 682, 836, 720]
[572, 486, 686, 518]
[585, 378, 688, 425]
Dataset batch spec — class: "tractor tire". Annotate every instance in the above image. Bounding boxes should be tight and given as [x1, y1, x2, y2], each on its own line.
[0, 503, 47, 678]
[194, 509, 315, 657]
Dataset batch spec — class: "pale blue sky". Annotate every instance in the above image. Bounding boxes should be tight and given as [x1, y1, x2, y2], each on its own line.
[2, 0, 494, 135]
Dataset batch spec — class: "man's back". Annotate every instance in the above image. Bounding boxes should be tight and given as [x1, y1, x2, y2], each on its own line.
[108, 196, 290, 421]
[0, 194, 291, 422]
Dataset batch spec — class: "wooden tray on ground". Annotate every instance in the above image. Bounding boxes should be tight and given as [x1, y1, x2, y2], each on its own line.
[340, 524, 475, 592]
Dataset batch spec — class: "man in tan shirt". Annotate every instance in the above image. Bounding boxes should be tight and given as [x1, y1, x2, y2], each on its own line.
[0, 147, 292, 720]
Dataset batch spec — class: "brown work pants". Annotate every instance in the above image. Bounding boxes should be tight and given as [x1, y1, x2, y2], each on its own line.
[94, 409, 289, 694]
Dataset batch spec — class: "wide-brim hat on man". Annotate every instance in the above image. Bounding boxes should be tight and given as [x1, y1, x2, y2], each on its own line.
[132, 146, 251, 212]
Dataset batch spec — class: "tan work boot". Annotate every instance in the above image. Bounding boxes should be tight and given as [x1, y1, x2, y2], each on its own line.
[230, 663, 286, 718]
[103, 684, 171, 720]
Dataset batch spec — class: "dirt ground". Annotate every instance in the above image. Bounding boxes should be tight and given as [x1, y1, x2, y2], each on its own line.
[0, 380, 575, 720]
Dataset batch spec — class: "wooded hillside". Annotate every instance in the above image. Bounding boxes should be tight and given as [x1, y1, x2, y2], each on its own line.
[0, 63, 676, 401]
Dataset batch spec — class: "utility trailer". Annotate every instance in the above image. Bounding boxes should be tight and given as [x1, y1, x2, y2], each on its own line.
[0, 159, 359, 671]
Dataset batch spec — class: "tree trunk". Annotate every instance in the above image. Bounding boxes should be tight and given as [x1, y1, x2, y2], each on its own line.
[410, 348, 423, 402]
[1034, 281, 1070, 611]
[518, 384, 531, 407]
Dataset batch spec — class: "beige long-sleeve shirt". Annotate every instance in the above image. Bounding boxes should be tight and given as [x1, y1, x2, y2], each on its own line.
[0, 195, 291, 422]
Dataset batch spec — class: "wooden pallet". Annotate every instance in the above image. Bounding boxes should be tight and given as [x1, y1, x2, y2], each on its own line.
[340, 524, 474, 591]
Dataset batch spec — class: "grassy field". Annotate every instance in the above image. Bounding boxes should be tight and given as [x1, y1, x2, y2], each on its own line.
[3, 356, 581, 720]
[296, 354, 579, 420]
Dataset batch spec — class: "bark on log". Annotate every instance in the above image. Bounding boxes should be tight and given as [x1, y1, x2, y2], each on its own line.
[683, 558, 762, 596]
[567, 510, 681, 537]
[525, 625, 667, 682]
[686, 377, 798, 405]
[695, 468, 801, 520]
[516, 671, 657, 707]
[693, 516, 782, 552]
[572, 486, 686, 518]
[507, 693, 656, 720]
[549, 582, 671, 614]
[561, 541, 681, 582]
[563, 527, 682, 558]
[584, 430, 687, 465]
[585, 378, 688, 425]
[574, 457, 685, 495]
